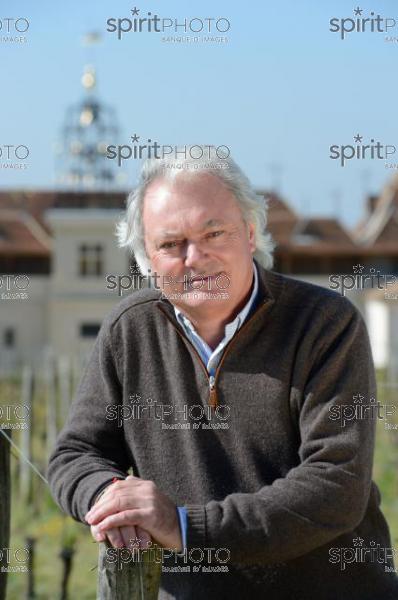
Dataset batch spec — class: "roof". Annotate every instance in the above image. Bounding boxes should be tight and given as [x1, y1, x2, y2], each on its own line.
[354, 173, 398, 246]
[259, 191, 299, 244]
[291, 218, 355, 246]
[0, 209, 52, 257]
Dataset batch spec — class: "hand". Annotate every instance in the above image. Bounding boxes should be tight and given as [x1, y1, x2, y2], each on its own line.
[85, 475, 182, 551]
[90, 481, 151, 550]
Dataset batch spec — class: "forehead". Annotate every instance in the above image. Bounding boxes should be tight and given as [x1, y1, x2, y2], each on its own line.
[142, 173, 241, 234]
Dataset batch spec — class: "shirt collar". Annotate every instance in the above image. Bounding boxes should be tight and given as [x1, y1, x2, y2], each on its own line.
[174, 261, 259, 340]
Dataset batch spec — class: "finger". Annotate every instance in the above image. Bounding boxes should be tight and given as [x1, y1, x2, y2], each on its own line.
[91, 524, 107, 542]
[96, 509, 149, 533]
[136, 525, 152, 549]
[86, 481, 146, 523]
[119, 525, 138, 550]
[105, 527, 125, 549]
[86, 494, 135, 524]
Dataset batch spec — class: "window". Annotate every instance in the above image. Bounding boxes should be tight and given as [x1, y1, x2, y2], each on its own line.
[79, 244, 103, 276]
[80, 323, 101, 338]
[4, 328, 15, 348]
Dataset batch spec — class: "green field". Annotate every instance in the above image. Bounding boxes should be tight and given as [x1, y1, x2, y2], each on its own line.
[1, 373, 397, 599]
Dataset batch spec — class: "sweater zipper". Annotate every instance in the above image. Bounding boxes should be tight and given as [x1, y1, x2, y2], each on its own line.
[157, 299, 272, 408]
[209, 374, 217, 408]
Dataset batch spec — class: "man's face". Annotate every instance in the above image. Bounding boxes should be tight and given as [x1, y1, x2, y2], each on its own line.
[142, 172, 256, 319]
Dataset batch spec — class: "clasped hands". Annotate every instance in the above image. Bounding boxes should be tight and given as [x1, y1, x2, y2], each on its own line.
[85, 475, 182, 552]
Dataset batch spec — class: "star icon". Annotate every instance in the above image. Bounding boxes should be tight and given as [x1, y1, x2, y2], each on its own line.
[354, 134, 363, 143]
[354, 7, 363, 16]
[131, 133, 140, 143]
[129, 536, 141, 548]
[353, 536, 364, 547]
[129, 262, 141, 274]
[131, 7, 140, 16]
[353, 393, 364, 404]
[129, 393, 141, 404]
[353, 264, 364, 274]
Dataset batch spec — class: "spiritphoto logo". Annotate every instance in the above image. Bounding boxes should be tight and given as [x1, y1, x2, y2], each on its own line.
[328, 393, 396, 428]
[329, 7, 397, 41]
[0, 144, 30, 171]
[106, 7, 230, 43]
[329, 265, 397, 296]
[329, 135, 396, 167]
[0, 405, 30, 430]
[106, 393, 230, 430]
[105, 541, 230, 572]
[0, 17, 29, 43]
[106, 265, 231, 298]
[329, 537, 397, 572]
[106, 136, 230, 167]
[0, 547, 30, 573]
[0, 274, 30, 300]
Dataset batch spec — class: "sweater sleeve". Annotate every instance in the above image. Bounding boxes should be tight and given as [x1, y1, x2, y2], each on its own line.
[46, 319, 130, 522]
[185, 299, 377, 564]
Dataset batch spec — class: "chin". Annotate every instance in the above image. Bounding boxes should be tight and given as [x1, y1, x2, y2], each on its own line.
[177, 291, 231, 311]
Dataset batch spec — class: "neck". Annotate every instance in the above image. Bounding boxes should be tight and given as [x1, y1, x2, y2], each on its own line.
[180, 270, 255, 349]
[192, 316, 229, 350]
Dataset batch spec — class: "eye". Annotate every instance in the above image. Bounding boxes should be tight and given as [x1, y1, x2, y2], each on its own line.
[160, 240, 180, 250]
[207, 230, 224, 239]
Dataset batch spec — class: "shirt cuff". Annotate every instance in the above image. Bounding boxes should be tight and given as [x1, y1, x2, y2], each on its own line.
[176, 506, 188, 551]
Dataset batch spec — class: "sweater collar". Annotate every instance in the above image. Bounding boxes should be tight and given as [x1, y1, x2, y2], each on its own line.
[156, 258, 276, 327]
[174, 261, 259, 337]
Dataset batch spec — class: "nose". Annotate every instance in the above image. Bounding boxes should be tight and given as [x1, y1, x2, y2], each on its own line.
[184, 241, 206, 267]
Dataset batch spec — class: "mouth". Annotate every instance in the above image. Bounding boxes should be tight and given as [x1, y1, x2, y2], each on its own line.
[189, 271, 221, 288]
[189, 272, 222, 284]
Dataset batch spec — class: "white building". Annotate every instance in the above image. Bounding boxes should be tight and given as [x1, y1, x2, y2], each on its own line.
[0, 193, 129, 375]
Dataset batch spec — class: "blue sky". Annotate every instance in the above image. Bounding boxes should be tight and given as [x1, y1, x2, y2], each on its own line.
[1, 0, 398, 226]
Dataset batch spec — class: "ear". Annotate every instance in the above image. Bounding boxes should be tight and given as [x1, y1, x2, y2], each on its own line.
[247, 223, 256, 254]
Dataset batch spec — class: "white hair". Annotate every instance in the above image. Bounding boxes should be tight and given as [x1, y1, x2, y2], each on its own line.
[116, 149, 274, 273]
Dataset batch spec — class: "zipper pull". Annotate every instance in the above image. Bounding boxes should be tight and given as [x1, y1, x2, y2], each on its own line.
[209, 375, 218, 408]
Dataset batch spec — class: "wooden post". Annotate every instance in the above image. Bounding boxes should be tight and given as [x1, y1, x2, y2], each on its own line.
[59, 546, 75, 600]
[44, 348, 57, 462]
[97, 541, 161, 600]
[71, 354, 81, 396]
[58, 357, 71, 427]
[25, 537, 36, 600]
[0, 430, 11, 600]
[20, 366, 34, 503]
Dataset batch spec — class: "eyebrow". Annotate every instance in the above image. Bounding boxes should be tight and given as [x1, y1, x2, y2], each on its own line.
[158, 219, 226, 239]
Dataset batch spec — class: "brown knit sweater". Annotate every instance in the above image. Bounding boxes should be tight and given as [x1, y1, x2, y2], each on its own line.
[47, 262, 398, 600]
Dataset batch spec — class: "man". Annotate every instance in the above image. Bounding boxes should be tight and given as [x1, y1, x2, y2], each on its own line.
[48, 150, 398, 600]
